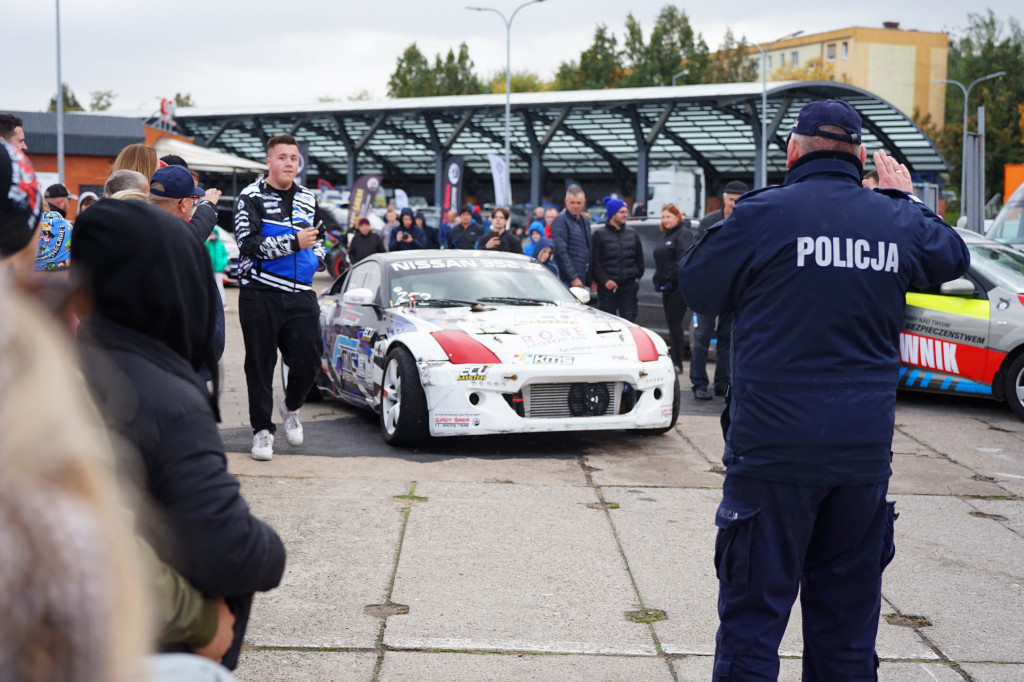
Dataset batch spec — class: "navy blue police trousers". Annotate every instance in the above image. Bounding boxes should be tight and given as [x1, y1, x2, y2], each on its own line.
[713, 474, 895, 681]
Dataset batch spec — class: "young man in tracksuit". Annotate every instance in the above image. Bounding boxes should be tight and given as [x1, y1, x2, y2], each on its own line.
[679, 99, 969, 681]
[591, 196, 643, 321]
[235, 134, 326, 461]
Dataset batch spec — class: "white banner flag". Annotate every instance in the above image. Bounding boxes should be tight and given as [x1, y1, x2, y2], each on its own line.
[488, 154, 510, 207]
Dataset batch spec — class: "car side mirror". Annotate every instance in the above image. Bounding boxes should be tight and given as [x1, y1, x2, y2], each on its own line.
[939, 278, 975, 297]
[570, 286, 591, 304]
[342, 287, 376, 306]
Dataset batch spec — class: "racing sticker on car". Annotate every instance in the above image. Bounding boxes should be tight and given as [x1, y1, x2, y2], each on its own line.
[898, 331, 1005, 385]
[513, 353, 574, 365]
[457, 365, 491, 381]
[433, 413, 480, 428]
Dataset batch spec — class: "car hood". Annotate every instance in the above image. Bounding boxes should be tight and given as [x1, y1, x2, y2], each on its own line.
[396, 304, 649, 363]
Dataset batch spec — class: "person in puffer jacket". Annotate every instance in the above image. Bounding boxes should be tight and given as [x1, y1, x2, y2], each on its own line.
[233, 134, 326, 461]
[591, 196, 643, 321]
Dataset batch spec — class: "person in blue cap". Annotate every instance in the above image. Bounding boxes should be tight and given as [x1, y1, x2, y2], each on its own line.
[679, 98, 970, 681]
[591, 195, 643, 321]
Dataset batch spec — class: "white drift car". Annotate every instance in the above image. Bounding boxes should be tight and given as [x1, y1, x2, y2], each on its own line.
[311, 250, 680, 446]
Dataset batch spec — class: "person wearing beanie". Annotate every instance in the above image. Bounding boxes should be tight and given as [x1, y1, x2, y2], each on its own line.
[687, 179, 750, 401]
[389, 207, 427, 250]
[348, 216, 386, 264]
[591, 195, 644, 321]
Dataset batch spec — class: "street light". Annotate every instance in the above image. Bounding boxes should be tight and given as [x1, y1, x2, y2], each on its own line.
[748, 30, 803, 188]
[932, 71, 1005, 219]
[467, 0, 546, 206]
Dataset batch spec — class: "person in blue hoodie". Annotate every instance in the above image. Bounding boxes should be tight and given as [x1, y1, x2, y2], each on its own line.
[532, 236, 559, 279]
[389, 207, 426, 250]
[678, 99, 969, 682]
[523, 221, 544, 257]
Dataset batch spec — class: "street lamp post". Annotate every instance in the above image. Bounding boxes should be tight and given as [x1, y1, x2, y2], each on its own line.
[467, 0, 545, 206]
[932, 71, 1005, 221]
[748, 31, 803, 188]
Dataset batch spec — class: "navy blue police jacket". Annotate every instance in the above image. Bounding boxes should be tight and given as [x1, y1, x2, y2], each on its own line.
[678, 150, 969, 486]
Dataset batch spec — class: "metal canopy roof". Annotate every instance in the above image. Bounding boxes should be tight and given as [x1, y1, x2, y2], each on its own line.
[168, 81, 948, 204]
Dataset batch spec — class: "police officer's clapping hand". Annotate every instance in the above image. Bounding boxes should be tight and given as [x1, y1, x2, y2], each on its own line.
[296, 226, 319, 249]
[873, 150, 913, 194]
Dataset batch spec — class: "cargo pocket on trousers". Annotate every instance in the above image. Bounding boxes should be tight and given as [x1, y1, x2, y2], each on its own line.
[881, 500, 898, 572]
[713, 498, 759, 588]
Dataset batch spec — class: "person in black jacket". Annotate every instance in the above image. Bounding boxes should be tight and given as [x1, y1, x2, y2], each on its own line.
[447, 205, 483, 249]
[476, 206, 523, 253]
[389, 207, 427, 250]
[72, 199, 287, 671]
[652, 203, 694, 373]
[348, 216, 386, 263]
[592, 196, 644, 321]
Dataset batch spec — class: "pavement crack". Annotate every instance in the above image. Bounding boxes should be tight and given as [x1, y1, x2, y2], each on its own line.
[895, 425, 1016, 498]
[881, 598, 972, 681]
[371, 481, 419, 681]
[576, 456, 679, 682]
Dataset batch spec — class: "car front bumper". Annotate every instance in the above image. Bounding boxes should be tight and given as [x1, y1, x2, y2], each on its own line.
[417, 357, 677, 436]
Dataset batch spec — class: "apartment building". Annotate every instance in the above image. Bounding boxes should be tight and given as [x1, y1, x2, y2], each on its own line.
[749, 22, 949, 127]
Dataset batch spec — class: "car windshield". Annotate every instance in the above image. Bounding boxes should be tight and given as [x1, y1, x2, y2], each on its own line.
[986, 187, 1024, 245]
[969, 242, 1024, 294]
[385, 256, 577, 307]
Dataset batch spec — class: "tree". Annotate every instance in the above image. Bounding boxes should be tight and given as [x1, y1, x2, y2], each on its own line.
[173, 92, 195, 108]
[433, 43, 484, 96]
[488, 70, 550, 94]
[771, 57, 834, 82]
[554, 24, 623, 90]
[89, 90, 116, 111]
[620, 6, 709, 87]
[347, 89, 373, 101]
[703, 29, 759, 84]
[47, 83, 83, 112]
[387, 43, 434, 98]
[937, 11, 1024, 197]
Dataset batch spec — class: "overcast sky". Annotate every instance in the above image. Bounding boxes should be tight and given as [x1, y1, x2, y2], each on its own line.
[1, 1, 1019, 115]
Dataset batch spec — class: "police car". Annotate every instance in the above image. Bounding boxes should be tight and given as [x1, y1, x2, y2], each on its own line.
[311, 250, 680, 446]
[899, 229, 1024, 419]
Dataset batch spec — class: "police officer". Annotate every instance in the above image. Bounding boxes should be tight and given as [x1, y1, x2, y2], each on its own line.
[678, 99, 969, 681]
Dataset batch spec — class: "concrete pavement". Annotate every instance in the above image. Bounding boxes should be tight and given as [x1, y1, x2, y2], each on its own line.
[218, 283, 1024, 681]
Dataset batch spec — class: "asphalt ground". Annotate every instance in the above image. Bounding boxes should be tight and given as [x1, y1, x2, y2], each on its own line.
[218, 278, 1024, 682]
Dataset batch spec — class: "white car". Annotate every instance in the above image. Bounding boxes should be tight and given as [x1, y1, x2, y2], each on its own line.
[311, 250, 680, 446]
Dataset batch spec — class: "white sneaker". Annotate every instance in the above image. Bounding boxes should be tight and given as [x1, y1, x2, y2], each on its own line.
[251, 429, 274, 461]
[279, 400, 303, 446]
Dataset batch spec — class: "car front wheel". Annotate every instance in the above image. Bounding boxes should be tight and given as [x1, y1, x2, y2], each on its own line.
[380, 347, 430, 446]
[1004, 354, 1024, 420]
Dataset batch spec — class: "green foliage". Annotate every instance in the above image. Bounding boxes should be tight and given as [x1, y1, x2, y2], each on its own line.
[433, 43, 485, 96]
[703, 28, 759, 84]
[621, 6, 709, 87]
[554, 7, 709, 90]
[388, 42, 483, 97]
[387, 43, 434, 98]
[173, 92, 195, 108]
[89, 90, 116, 111]
[941, 10, 1024, 195]
[554, 24, 623, 90]
[47, 83, 83, 112]
[488, 69, 551, 94]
